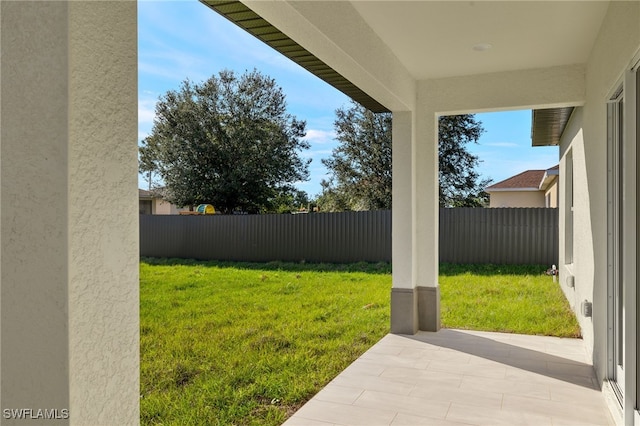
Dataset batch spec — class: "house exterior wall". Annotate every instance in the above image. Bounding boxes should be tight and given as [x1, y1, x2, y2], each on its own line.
[488, 191, 546, 208]
[558, 2, 640, 423]
[558, 107, 589, 347]
[153, 198, 185, 215]
[545, 179, 559, 208]
[1, 2, 139, 424]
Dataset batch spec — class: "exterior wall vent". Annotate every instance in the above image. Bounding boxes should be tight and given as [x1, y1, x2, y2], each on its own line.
[581, 300, 593, 318]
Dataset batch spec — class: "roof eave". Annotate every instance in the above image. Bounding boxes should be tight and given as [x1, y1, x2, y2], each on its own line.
[201, 0, 390, 113]
[531, 107, 575, 147]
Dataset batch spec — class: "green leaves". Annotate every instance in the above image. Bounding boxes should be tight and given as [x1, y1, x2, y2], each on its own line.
[319, 102, 491, 211]
[438, 115, 491, 207]
[319, 101, 392, 211]
[139, 69, 310, 214]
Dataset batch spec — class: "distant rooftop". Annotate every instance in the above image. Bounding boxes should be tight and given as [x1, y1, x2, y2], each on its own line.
[486, 165, 558, 192]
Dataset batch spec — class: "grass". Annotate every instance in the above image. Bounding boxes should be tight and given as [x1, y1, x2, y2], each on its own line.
[439, 263, 580, 337]
[140, 258, 391, 426]
[140, 259, 580, 425]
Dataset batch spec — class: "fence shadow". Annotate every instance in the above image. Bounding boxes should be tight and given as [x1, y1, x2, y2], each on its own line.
[439, 263, 550, 277]
[141, 256, 392, 275]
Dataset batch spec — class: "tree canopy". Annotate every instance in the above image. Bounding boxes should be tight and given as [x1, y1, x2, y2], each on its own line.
[318, 101, 490, 211]
[139, 69, 310, 214]
[318, 104, 392, 211]
[438, 114, 491, 207]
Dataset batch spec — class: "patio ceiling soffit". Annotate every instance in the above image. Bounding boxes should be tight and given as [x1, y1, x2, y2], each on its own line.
[531, 107, 575, 147]
[201, 0, 390, 113]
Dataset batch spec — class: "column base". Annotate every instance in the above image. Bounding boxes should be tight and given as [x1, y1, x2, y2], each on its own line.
[417, 286, 440, 331]
[390, 286, 440, 334]
[390, 288, 418, 334]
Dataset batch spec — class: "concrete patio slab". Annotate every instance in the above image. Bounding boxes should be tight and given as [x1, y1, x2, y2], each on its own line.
[283, 329, 615, 426]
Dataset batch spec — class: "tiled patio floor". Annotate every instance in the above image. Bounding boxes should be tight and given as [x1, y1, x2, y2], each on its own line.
[283, 329, 616, 426]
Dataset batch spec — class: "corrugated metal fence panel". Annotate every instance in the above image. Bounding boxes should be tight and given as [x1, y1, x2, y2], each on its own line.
[438, 208, 558, 265]
[140, 208, 557, 264]
[140, 210, 392, 263]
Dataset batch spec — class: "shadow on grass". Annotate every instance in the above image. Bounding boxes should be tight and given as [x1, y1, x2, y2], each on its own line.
[141, 258, 549, 276]
[140, 256, 392, 274]
[440, 263, 550, 277]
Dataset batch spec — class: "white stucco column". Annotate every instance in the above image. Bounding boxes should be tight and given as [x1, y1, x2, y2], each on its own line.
[390, 107, 440, 334]
[391, 111, 418, 334]
[1, 2, 139, 424]
[414, 87, 441, 332]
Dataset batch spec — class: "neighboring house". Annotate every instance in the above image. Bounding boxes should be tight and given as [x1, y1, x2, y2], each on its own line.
[486, 165, 559, 208]
[3, 2, 639, 425]
[138, 189, 187, 215]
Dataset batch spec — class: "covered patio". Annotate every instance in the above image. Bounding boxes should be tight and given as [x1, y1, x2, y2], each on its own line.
[1, 1, 638, 424]
[285, 330, 614, 426]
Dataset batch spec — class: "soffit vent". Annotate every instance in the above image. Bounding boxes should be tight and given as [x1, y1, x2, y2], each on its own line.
[531, 107, 575, 147]
[201, 0, 390, 113]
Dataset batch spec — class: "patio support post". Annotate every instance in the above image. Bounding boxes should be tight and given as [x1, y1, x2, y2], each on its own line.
[391, 111, 418, 334]
[414, 88, 441, 332]
[1, 2, 139, 424]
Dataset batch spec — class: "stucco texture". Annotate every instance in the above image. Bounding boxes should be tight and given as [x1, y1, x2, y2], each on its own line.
[1, 2, 139, 425]
[558, 3, 640, 417]
[68, 3, 139, 425]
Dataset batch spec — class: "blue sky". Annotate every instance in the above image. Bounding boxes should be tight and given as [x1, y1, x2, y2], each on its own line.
[138, 1, 559, 197]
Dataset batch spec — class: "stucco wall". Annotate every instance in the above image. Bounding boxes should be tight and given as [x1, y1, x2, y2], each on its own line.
[68, 3, 139, 424]
[558, 107, 589, 346]
[558, 0, 640, 398]
[544, 179, 559, 208]
[1, 3, 71, 420]
[488, 191, 545, 208]
[1, 2, 139, 425]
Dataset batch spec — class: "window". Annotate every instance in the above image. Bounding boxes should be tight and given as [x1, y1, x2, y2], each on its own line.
[564, 150, 573, 264]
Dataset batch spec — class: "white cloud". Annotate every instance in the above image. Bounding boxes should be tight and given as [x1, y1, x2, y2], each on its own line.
[138, 99, 157, 126]
[303, 129, 336, 145]
[300, 149, 333, 160]
[483, 142, 519, 148]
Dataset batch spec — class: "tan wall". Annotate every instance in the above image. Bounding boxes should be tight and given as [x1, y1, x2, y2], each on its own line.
[68, 4, 139, 423]
[544, 179, 559, 208]
[154, 199, 187, 215]
[1, 2, 139, 425]
[1, 3, 71, 420]
[488, 191, 546, 208]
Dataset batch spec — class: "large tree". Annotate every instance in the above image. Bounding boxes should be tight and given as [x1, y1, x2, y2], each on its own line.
[438, 114, 491, 207]
[319, 103, 392, 211]
[139, 69, 310, 214]
[319, 101, 490, 211]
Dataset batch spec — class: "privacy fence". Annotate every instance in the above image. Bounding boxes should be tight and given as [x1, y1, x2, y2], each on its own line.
[140, 208, 558, 265]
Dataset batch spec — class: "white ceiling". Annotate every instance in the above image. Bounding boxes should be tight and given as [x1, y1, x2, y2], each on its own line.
[350, 1, 610, 80]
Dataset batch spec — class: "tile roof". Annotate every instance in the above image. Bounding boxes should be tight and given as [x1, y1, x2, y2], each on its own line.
[486, 170, 546, 190]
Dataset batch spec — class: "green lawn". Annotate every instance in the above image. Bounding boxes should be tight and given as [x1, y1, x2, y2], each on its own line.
[439, 263, 580, 337]
[140, 259, 580, 425]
